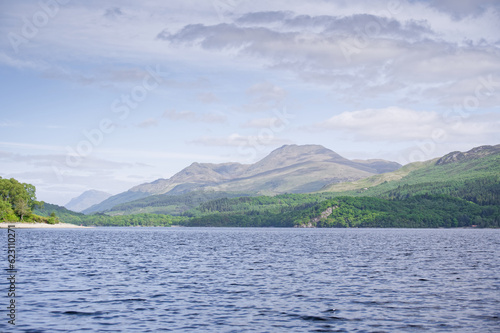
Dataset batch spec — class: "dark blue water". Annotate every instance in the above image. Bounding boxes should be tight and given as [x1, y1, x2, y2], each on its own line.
[1, 228, 499, 332]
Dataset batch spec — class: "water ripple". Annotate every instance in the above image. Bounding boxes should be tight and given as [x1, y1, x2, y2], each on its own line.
[0, 228, 498, 332]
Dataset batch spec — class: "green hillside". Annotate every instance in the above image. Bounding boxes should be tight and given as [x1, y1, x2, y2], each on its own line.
[105, 191, 253, 216]
[185, 195, 499, 228]
[320, 145, 500, 202]
[319, 159, 436, 193]
[182, 145, 500, 228]
[35, 202, 183, 227]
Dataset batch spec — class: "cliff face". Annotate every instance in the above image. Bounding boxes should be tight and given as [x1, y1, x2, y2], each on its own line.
[295, 205, 339, 228]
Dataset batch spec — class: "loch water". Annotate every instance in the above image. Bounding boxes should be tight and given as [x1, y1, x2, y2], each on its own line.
[1, 227, 499, 332]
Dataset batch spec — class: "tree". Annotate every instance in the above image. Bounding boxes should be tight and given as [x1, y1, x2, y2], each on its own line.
[14, 198, 30, 221]
[0, 199, 17, 222]
[23, 183, 37, 208]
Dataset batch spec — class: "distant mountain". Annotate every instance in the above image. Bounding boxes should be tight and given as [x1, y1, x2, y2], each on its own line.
[65, 190, 112, 212]
[83, 144, 401, 214]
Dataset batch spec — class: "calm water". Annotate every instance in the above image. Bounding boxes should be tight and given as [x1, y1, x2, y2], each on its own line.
[1, 228, 499, 332]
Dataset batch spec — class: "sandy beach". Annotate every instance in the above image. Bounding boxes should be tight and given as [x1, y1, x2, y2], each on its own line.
[0, 222, 92, 229]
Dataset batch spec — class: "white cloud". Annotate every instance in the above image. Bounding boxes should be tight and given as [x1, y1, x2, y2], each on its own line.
[315, 107, 500, 142]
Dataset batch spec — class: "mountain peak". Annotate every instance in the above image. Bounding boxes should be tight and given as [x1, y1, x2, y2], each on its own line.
[65, 190, 112, 212]
[436, 144, 500, 165]
[273, 144, 337, 155]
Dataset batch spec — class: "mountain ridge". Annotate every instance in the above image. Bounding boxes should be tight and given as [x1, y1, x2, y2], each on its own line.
[83, 144, 401, 214]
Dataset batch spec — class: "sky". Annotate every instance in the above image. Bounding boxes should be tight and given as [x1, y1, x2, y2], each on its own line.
[0, 0, 499, 205]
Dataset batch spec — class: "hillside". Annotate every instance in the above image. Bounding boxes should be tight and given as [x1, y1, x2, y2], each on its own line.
[84, 144, 401, 214]
[319, 159, 437, 193]
[320, 144, 500, 200]
[35, 202, 183, 226]
[184, 195, 499, 228]
[106, 191, 252, 216]
[36, 202, 85, 220]
[65, 190, 112, 212]
[181, 144, 500, 228]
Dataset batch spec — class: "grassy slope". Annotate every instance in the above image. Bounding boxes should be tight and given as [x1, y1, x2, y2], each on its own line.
[105, 191, 253, 216]
[318, 160, 436, 193]
[35, 203, 85, 219]
[318, 152, 500, 199]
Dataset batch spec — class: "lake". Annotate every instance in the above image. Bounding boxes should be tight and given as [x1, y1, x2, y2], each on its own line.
[1, 228, 499, 332]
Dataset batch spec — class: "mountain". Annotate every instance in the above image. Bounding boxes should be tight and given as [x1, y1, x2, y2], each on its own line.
[183, 144, 500, 228]
[65, 190, 112, 212]
[320, 144, 500, 204]
[83, 144, 401, 214]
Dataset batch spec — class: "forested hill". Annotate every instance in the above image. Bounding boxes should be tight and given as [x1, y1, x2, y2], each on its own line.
[35, 202, 182, 227]
[184, 194, 499, 228]
[182, 145, 500, 228]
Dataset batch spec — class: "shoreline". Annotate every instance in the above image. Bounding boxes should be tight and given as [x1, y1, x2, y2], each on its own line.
[0, 222, 93, 229]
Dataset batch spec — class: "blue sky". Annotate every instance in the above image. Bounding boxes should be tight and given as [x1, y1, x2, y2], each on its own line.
[1, 0, 499, 205]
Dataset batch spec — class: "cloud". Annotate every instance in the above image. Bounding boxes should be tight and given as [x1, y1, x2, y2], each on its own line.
[421, 0, 500, 19]
[197, 92, 220, 104]
[0, 149, 134, 170]
[0, 121, 21, 128]
[202, 112, 227, 123]
[158, 10, 500, 107]
[247, 81, 286, 101]
[162, 109, 226, 123]
[136, 118, 159, 128]
[314, 107, 500, 142]
[238, 81, 287, 113]
[104, 7, 123, 19]
[162, 109, 197, 121]
[189, 133, 292, 147]
[0, 141, 63, 152]
[0, 52, 48, 71]
[241, 117, 287, 128]
[236, 11, 291, 25]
